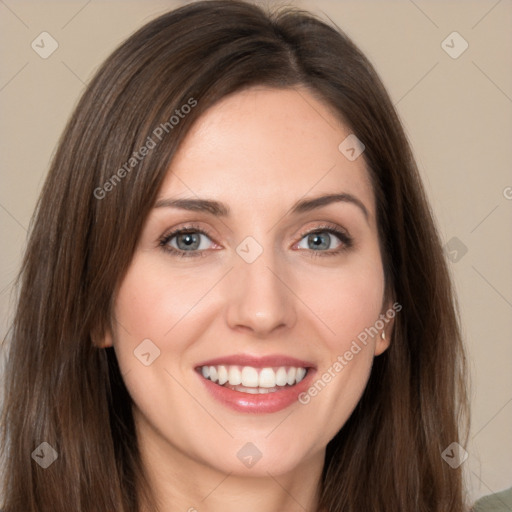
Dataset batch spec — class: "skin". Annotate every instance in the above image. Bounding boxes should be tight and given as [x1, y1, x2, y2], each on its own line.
[102, 86, 392, 512]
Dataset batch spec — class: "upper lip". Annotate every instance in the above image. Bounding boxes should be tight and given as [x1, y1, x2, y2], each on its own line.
[195, 354, 316, 369]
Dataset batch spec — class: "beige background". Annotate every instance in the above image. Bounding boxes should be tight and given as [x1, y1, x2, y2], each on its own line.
[1, 0, 511, 504]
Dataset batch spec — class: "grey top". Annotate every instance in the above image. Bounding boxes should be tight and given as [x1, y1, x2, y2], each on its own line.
[472, 487, 512, 512]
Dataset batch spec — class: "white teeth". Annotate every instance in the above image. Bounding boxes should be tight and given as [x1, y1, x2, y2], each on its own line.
[228, 366, 242, 386]
[199, 364, 309, 389]
[259, 367, 276, 388]
[233, 385, 279, 394]
[275, 367, 288, 386]
[241, 366, 259, 387]
[217, 365, 228, 385]
[241, 387, 259, 394]
[296, 367, 307, 383]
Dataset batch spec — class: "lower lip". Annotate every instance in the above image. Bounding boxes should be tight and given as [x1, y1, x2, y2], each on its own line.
[197, 369, 316, 413]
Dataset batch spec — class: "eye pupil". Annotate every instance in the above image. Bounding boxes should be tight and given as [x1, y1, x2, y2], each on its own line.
[177, 233, 200, 250]
[308, 233, 330, 250]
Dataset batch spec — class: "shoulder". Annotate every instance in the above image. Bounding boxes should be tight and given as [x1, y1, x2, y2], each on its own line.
[472, 487, 512, 512]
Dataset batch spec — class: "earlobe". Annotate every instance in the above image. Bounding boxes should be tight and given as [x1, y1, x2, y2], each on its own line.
[97, 335, 113, 348]
[374, 298, 395, 356]
[374, 323, 393, 356]
[374, 329, 391, 356]
[91, 327, 113, 348]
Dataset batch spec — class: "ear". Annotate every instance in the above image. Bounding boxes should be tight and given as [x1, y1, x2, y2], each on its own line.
[374, 327, 391, 356]
[91, 324, 113, 348]
[374, 301, 397, 356]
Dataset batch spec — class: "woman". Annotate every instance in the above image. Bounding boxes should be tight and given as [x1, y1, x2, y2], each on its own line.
[0, 1, 470, 511]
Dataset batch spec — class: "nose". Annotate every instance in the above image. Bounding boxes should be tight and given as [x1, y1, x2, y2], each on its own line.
[225, 250, 297, 337]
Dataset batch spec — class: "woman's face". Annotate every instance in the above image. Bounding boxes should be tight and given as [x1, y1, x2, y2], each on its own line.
[108, 86, 391, 477]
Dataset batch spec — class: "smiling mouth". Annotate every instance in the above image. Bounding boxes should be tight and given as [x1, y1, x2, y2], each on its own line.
[198, 365, 309, 394]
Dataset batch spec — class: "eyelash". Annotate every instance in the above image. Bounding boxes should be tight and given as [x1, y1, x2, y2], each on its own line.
[158, 222, 353, 259]
[158, 223, 214, 259]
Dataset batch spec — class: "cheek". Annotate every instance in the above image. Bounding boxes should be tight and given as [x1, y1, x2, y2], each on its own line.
[114, 253, 218, 341]
[111, 252, 224, 380]
[295, 254, 385, 350]
[290, 252, 385, 444]
[110, 254, 218, 446]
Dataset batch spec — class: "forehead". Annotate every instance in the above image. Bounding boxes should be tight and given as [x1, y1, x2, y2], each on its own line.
[159, 86, 374, 218]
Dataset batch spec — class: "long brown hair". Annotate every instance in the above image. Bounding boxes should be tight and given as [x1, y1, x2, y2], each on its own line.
[1, 1, 470, 510]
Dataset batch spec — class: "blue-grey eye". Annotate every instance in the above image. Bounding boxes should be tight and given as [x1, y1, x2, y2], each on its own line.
[169, 231, 212, 251]
[297, 231, 342, 251]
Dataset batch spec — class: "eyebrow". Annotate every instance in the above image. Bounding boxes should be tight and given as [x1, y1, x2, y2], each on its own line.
[154, 193, 369, 222]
